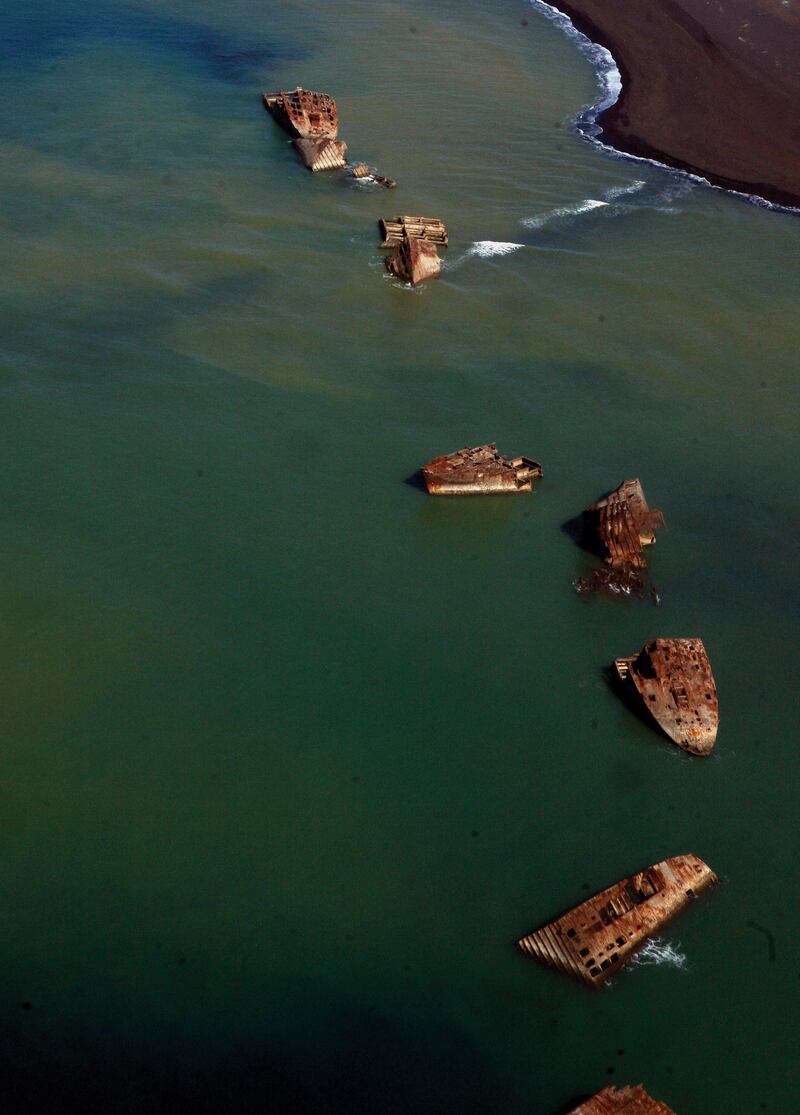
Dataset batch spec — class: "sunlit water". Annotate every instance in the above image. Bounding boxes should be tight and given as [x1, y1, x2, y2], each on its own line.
[1, 0, 798, 1110]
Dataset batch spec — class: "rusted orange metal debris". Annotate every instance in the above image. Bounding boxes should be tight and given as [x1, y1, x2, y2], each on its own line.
[421, 444, 543, 495]
[614, 638, 718, 754]
[263, 86, 339, 139]
[262, 86, 347, 171]
[516, 854, 717, 987]
[566, 1085, 676, 1114]
[385, 236, 441, 286]
[584, 479, 665, 569]
[379, 215, 448, 248]
[351, 164, 397, 188]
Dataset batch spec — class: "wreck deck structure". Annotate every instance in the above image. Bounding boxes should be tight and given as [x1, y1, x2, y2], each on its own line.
[566, 1085, 676, 1114]
[262, 86, 347, 171]
[614, 638, 719, 755]
[421, 444, 543, 495]
[584, 479, 665, 568]
[379, 216, 448, 248]
[516, 854, 717, 987]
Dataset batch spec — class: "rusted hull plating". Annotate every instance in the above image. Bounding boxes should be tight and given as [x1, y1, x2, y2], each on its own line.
[422, 444, 543, 495]
[584, 479, 665, 569]
[516, 854, 717, 987]
[566, 1085, 676, 1114]
[293, 136, 348, 172]
[386, 236, 441, 286]
[262, 87, 339, 140]
[379, 215, 448, 248]
[614, 638, 718, 754]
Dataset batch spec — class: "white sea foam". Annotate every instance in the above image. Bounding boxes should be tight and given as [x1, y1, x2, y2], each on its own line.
[603, 179, 646, 200]
[468, 240, 525, 257]
[521, 198, 608, 230]
[630, 937, 687, 970]
[528, 0, 800, 214]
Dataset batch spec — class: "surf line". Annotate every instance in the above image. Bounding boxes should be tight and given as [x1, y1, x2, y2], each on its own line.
[528, 0, 800, 216]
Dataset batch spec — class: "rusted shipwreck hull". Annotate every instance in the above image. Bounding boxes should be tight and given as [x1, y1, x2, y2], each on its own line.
[584, 479, 664, 568]
[614, 638, 719, 755]
[380, 216, 448, 285]
[263, 86, 339, 138]
[566, 1085, 676, 1114]
[421, 444, 543, 495]
[379, 215, 448, 248]
[516, 854, 717, 986]
[262, 86, 347, 171]
[386, 236, 441, 286]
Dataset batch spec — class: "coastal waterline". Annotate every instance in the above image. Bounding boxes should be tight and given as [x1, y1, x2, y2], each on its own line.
[0, 0, 798, 1109]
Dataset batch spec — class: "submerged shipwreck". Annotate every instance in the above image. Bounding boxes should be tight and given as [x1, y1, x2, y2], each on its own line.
[516, 854, 717, 987]
[614, 638, 719, 755]
[421, 444, 543, 495]
[584, 479, 665, 569]
[566, 1085, 676, 1114]
[380, 215, 448, 286]
[262, 86, 348, 171]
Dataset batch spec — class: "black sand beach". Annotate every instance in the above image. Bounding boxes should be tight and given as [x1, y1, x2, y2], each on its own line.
[549, 0, 800, 207]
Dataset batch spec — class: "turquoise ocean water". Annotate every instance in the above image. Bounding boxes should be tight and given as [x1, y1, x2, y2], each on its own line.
[1, 0, 799, 1110]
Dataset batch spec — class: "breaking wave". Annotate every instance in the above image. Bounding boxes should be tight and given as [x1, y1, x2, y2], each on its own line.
[468, 240, 525, 257]
[527, 0, 800, 214]
[520, 175, 697, 231]
[630, 937, 687, 970]
[521, 197, 608, 230]
[441, 240, 525, 272]
[603, 179, 646, 200]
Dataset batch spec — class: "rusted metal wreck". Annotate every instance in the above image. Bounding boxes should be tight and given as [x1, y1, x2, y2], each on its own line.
[385, 236, 441, 286]
[614, 638, 719, 755]
[351, 164, 397, 188]
[380, 216, 448, 286]
[262, 86, 348, 171]
[421, 444, 543, 495]
[379, 216, 448, 248]
[516, 854, 717, 986]
[584, 479, 664, 569]
[566, 1085, 676, 1114]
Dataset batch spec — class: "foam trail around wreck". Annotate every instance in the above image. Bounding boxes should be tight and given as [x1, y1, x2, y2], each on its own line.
[527, 0, 800, 214]
[630, 938, 688, 970]
[441, 241, 525, 271]
[468, 240, 525, 258]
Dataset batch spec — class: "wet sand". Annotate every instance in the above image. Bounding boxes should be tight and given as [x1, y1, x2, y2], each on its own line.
[549, 0, 800, 208]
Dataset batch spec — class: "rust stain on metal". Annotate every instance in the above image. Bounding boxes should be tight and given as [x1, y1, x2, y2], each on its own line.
[566, 1085, 676, 1114]
[262, 86, 347, 172]
[614, 638, 719, 754]
[262, 86, 340, 139]
[292, 136, 348, 172]
[379, 216, 448, 248]
[351, 165, 397, 188]
[385, 235, 441, 286]
[584, 479, 665, 569]
[516, 854, 717, 987]
[421, 444, 543, 495]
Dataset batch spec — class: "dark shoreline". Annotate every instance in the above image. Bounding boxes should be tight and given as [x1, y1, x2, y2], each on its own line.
[543, 0, 800, 211]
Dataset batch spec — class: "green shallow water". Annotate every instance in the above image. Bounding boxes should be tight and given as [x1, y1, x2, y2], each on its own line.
[1, 0, 799, 1110]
